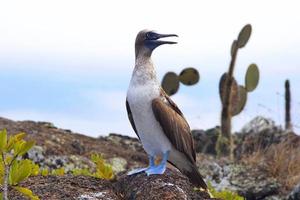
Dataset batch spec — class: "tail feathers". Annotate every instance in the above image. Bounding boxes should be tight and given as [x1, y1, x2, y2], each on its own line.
[169, 150, 207, 190]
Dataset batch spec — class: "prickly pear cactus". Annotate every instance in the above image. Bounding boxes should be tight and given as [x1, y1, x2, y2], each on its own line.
[245, 63, 259, 92]
[161, 72, 179, 96]
[161, 67, 200, 96]
[219, 24, 259, 159]
[179, 67, 200, 85]
[237, 24, 252, 48]
[235, 86, 247, 115]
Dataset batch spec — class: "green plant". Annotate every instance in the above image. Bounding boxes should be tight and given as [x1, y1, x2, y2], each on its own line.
[51, 167, 65, 176]
[0, 130, 39, 200]
[207, 182, 244, 200]
[72, 153, 114, 180]
[161, 67, 200, 96]
[219, 24, 259, 158]
[285, 79, 292, 130]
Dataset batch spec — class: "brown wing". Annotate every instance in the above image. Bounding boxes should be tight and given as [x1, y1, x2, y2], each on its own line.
[152, 90, 196, 163]
[126, 99, 139, 139]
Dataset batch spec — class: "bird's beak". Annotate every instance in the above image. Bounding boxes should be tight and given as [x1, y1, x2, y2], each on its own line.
[153, 33, 178, 45]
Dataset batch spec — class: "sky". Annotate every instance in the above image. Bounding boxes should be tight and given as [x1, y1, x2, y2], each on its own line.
[0, 0, 299, 137]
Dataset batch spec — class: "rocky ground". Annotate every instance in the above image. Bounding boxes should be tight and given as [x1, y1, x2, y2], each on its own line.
[1, 116, 299, 200]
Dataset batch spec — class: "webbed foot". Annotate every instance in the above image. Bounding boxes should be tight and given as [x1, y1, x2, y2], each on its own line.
[145, 164, 166, 175]
[127, 167, 148, 175]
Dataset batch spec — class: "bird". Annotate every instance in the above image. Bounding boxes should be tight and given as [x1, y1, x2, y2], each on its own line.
[126, 29, 207, 189]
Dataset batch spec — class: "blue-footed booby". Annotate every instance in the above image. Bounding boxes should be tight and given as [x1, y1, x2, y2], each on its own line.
[126, 29, 207, 189]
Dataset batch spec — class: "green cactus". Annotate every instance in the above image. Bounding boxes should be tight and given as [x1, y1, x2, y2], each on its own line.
[179, 67, 200, 85]
[237, 24, 252, 48]
[235, 86, 247, 115]
[285, 79, 292, 130]
[161, 67, 199, 96]
[245, 64, 259, 92]
[161, 72, 180, 96]
[219, 24, 259, 159]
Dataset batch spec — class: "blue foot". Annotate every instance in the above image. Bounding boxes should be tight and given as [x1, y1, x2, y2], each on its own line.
[145, 164, 166, 175]
[127, 155, 155, 176]
[146, 151, 169, 176]
[127, 167, 148, 175]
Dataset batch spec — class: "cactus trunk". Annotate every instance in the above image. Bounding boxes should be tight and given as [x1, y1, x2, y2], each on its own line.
[285, 80, 292, 130]
[220, 41, 238, 158]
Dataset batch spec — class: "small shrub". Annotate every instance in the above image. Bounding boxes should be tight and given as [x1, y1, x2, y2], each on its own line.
[72, 153, 114, 180]
[51, 167, 65, 176]
[0, 129, 39, 200]
[208, 182, 243, 200]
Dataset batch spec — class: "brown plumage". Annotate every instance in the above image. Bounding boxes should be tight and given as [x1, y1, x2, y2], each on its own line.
[126, 29, 207, 190]
[126, 88, 207, 189]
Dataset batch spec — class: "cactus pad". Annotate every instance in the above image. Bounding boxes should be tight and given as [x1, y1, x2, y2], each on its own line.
[245, 63, 259, 92]
[219, 73, 239, 114]
[179, 67, 200, 85]
[237, 24, 252, 48]
[234, 86, 247, 115]
[161, 72, 180, 96]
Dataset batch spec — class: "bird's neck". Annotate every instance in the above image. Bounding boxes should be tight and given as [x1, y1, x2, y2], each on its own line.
[132, 55, 157, 85]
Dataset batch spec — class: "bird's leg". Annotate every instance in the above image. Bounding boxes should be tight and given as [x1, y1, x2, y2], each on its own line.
[127, 155, 155, 175]
[146, 150, 170, 175]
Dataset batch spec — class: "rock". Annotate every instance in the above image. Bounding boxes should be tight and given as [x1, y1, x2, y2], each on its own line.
[287, 182, 300, 200]
[108, 157, 127, 174]
[235, 116, 294, 158]
[104, 133, 143, 152]
[228, 164, 280, 200]
[240, 116, 279, 134]
[71, 139, 86, 154]
[9, 175, 120, 200]
[9, 170, 217, 200]
[115, 168, 217, 200]
[26, 145, 45, 163]
[197, 157, 281, 200]
[192, 127, 220, 155]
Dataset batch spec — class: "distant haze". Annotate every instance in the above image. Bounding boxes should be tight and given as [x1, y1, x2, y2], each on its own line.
[0, 1, 299, 137]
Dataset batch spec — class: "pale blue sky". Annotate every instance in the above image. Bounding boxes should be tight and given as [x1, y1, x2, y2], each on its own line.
[0, 0, 299, 137]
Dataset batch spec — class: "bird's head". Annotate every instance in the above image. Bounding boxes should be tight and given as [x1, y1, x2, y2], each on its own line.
[135, 29, 178, 59]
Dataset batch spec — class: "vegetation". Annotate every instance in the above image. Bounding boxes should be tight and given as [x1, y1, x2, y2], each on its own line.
[0, 129, 39, 200]
[285, 79, 292, 130]
[161, 67, 200, 96]
[218, 24, 259, 158]
[72, 153, 114, 180]
[241, 137, 300, 193]
[0, 129, 115, 200]
[207, 182, 243, 200]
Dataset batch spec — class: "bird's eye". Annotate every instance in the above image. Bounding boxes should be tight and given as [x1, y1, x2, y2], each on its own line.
[146, 32, 157, 40]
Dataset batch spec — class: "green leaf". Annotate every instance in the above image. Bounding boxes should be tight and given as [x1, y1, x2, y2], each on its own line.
[0, 129, 7, 151]
[245, 63, 259, 92]
[51, 167, 65, 176]
[179, 67, 200, 86]
[161, 72, 180, 96]
[6, 136, 15, 151]
[208, 182, 243, 200]
[13, 140, 25, 156]
[41, 168, 49, 176]
[18, 140, 35, 156]
[0, 161, 4, 184]
[14, 132, 26, 141]
[14, 186, 40, 200]
[237, 24, 252, 48]
[91, 154, 114, 180]
[72, 168, 91, 176]
[9, 159, 33, 185]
